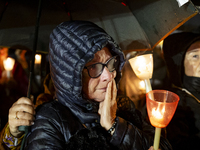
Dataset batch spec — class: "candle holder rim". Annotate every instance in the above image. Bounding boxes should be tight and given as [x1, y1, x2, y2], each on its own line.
[131, 53, 153, 59]
[146, 89, 180, 103]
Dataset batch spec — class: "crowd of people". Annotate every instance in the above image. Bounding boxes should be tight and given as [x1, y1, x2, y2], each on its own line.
[0, 46, 29, 131]
[0, 20, 199, 150]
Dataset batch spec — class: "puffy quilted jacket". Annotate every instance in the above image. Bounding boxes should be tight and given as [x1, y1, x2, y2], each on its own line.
[24, 21, 172, 150]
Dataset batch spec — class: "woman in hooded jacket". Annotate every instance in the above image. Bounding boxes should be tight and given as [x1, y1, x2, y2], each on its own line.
[5, 21, 172, 150]
[163, 32, 200, 150]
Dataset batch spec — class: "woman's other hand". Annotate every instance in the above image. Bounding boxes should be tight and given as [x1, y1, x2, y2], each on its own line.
[8, 97, 35, 137]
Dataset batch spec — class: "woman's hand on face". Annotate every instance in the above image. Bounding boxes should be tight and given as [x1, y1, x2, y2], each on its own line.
[98, 79, 117, 130]
[8, 97, 35, 137]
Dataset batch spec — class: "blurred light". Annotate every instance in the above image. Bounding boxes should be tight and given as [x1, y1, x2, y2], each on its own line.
[3, 57, 15, 71]
[139, 80, 145, 91]
[157, 40, 163, 50]
[129, 54, 153, 80]
[121, 2, 126, 6]
[35, 54, 41, 64]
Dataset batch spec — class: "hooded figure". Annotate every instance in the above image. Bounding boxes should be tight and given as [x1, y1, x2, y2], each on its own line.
[163, 32, 200, 150]
[24, 21, 172, 150]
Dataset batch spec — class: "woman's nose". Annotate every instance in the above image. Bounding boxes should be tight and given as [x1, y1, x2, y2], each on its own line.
[100, 67, 115, 81]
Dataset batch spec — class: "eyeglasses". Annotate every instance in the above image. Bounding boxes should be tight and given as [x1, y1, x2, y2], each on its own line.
[84, 56, 119, 78]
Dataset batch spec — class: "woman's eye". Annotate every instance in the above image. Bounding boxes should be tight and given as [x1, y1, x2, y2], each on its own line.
[192, 54, 199, 59]
[89, 64, 96, 70]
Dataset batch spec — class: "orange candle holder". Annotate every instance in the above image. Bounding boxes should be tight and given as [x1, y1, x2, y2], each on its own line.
[146, 90, 179, 150]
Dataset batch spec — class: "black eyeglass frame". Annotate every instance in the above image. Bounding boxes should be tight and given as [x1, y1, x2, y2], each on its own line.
[84, 56, 119, 78]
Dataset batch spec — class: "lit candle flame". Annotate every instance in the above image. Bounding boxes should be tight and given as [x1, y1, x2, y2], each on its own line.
[3, 57, 15, 71]
[152, 106, 165, 120]
[35, 54, 41, 64]
[139, 80, 145, 91]
[152, 108, 163, 120]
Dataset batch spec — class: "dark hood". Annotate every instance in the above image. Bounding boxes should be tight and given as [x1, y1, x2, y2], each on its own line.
[163, 32, 200, 87]
[48, 20, 125, 124]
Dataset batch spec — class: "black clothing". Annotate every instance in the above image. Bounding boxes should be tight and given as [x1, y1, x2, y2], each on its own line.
[24, 21, 172, 149]
[166, 85, 200, 150]
[163, 32, 200, 150]
[183, 75, 200, 99]
[65, 125, 116, 150]
[25, 97, 171, 150]
[163, 32, 200, 87]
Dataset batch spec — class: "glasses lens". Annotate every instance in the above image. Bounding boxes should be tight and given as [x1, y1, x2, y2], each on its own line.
[107, 57, 119, 72]
[87, 63, 103, 78]
[85, 56, 119, 78]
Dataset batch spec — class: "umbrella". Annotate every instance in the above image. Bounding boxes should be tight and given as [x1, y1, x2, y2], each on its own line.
[0, 0, 199, 54]
[177, 13, 200, 33]
[0, 0, 71, 53]
[0, 0, 198, 111]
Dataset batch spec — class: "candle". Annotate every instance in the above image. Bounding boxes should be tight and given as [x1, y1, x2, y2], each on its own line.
[35, 54, 41, 64]
[150, 107, 165, 128]
[154, 127, 161, 150]
[129, 54, 153, 93]
[3, 57, 15, 71]
[139, 80, 145, 91]
[151, 107, 164, 150]
[129, 54, 153, 80]
[144, 79, 152, 93]
[3, 57, 15, 78]
[146, 90, 180, 150]
[34, 54, 42, 85]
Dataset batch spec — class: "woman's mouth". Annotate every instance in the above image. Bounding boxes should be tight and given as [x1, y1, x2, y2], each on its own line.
[99, 87, 107, 91]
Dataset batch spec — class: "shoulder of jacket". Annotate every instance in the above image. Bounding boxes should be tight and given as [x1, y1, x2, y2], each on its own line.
[35, 100, 74, 121]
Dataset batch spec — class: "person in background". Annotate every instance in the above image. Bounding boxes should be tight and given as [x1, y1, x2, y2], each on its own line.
[0, 46, 29, 131]
[8, 45, 40, 97]
[8, 45, 32, 76]
[163, 32, 200, 150]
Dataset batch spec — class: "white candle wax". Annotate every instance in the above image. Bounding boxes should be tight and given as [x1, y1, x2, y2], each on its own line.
[153, 127, 161, 150]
